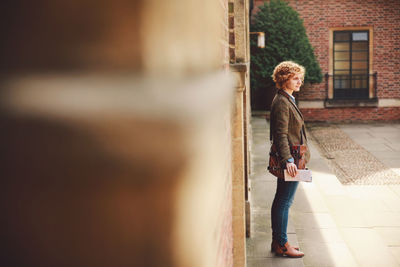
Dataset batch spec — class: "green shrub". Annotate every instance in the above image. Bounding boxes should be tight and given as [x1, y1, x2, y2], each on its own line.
[250, 0, 322, 91]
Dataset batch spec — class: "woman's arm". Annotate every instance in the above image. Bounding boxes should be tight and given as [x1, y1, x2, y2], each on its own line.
[272, 99, 298, 177]
[272, 100, 292, 164]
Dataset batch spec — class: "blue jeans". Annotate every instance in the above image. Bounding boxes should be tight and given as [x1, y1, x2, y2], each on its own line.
[271, 178, 299, 246]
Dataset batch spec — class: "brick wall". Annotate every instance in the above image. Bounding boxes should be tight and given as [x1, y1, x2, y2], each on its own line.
[252, 0, 400, 121]
[303, 107, 400, 122]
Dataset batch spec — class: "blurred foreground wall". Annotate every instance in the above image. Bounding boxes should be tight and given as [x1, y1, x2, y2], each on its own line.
[0, 0, 251, 267]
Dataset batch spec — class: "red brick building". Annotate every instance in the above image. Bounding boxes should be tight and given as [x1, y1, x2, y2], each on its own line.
[252, 0, 400, 121]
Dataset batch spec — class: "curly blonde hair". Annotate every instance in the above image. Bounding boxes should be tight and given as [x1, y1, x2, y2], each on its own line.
[272, 61, 305, 89]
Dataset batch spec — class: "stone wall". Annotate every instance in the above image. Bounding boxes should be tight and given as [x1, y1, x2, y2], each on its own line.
[229, 0, 252, 266]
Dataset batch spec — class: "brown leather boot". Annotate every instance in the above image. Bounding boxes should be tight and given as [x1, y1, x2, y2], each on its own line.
[271, 240, 299, 252]
[274, 242, 304, 258]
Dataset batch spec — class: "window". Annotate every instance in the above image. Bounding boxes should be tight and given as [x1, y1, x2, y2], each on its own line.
[333, 31, 369, 99]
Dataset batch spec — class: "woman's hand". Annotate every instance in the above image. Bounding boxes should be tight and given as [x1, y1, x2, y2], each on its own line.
[286, 162, 298, 177]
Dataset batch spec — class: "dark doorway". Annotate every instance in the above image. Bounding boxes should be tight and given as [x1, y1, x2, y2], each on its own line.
[251, 86, 276, 111]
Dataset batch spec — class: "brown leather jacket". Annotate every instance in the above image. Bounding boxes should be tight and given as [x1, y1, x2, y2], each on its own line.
[270, 90, 310, 165]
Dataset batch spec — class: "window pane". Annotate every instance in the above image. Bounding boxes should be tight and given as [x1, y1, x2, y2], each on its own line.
[334, 70, 350, 75]
[335, 32, 350, 41]
[363, 78, 368, 88]
[335, 51, 350, 61]
[352, 69, 369, 74]
[352, 77, 368, 89]
[334, 79, 341, 88]
[334, 42, 350, 51]
[352, 32, 368, 41]
[335, 61, 350, 70]
[342, 79, 350, 88]
[352, 42, 368, 50]
[352, 51, 368, 60]
[352, 74, 368, 79]
[334, 77, 350, 89]
[352, 61, 368, 70]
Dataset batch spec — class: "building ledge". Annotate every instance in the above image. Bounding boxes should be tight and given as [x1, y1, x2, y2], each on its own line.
[324, 98, 378, 108]
[230, 63, 249, 92]
[379, 98, 400, 107]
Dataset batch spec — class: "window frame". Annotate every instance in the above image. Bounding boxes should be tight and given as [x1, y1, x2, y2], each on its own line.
[333, 30, 370, 99]
[328, 27, 374, 101]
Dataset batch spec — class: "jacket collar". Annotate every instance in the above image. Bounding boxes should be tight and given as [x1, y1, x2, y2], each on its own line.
[277, 89, 304, 120]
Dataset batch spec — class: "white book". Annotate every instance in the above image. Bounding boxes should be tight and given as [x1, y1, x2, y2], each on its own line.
[284, 169, 312, 182]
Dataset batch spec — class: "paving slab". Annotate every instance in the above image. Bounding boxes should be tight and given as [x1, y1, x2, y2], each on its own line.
[339, 123, 400, 166]
[300, 242, 358, 267]
[292, 183, 330, 213]
[389, 185, 400, 198]
[305, 142, 347, 196]
[323, 195, 372, 228]
[389, 247, 400, 266]
[375, 227, 400, 247]
[250, 180, 276, 209]
[357, 142, 395, 152]
[296, 228, 346, 244]
[344, 136, 389, 144]
[363, 211, 400, 227]
[291, 211, 337, 230]
[251, 210, 270, 234]
[345, 185, 400, 212]
[247, 257, 305, 267]
[388, 143, 400, 151]
[340, 227, 399, 267]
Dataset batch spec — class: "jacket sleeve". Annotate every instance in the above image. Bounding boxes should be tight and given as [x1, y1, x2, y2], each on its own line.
[272, 100, 292, 165]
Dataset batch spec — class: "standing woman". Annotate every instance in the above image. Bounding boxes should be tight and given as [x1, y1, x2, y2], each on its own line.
[269, 61, 310, 258]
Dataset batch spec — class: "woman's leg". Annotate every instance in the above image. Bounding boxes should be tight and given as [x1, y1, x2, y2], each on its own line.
[271, 179, 299, 246]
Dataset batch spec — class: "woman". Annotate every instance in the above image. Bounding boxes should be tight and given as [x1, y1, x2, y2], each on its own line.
[269, 61, 310, 258]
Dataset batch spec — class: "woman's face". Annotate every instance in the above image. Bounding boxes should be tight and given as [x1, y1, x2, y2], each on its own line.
[284, 73, 303, 92]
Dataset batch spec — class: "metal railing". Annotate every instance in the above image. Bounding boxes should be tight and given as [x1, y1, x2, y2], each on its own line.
[325, 72, 377, 100]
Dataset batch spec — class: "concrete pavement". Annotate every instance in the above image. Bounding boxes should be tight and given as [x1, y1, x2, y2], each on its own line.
[247, 116, 400, 267]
